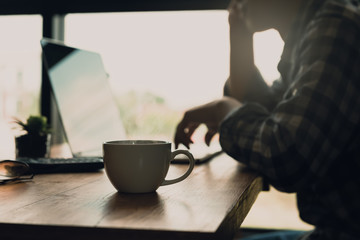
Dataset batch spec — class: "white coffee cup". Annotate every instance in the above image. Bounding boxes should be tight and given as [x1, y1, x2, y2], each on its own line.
[103, 140, 195, 193]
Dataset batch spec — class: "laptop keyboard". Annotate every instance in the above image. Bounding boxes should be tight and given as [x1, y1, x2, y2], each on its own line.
[17, 157, 104, 174]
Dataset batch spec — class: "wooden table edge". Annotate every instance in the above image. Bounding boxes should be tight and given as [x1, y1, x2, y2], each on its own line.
[216, 175, 263, 239]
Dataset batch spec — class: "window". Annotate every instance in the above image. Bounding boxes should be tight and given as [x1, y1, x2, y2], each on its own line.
[65, 11, 283, 140]
[65, 11, 229, 141]
[0, 15, 43, 120]
[253, 29, 284, 84]
[0, 15, 42, 159]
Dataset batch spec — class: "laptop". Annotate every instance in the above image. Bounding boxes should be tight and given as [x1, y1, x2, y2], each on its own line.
[24, 38, 221, 173]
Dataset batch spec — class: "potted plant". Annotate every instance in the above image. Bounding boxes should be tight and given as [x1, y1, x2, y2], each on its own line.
[14, 115, 51, 158]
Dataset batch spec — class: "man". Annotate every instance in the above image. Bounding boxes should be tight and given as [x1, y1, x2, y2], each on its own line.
[174, 0, 360, 239]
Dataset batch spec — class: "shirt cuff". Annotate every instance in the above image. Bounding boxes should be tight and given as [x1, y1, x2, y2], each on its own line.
[219, 102, 270, 162]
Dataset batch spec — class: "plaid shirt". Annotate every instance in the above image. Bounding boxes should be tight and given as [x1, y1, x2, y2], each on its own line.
[220, 0, 360, 238]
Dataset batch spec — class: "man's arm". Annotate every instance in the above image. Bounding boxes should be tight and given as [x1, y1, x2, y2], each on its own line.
[226, 0, 256, 101]
[220, 10, 360, 192]
[226, 0, 277, 110]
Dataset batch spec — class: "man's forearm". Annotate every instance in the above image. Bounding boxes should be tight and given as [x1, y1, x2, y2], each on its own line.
[228, 21, 257, 101]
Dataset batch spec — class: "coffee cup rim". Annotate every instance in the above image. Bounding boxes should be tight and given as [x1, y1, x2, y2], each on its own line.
[103, 140, 171, 145]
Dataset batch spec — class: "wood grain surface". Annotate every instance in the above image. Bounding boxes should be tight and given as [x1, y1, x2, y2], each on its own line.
[0, 153, 262, 240]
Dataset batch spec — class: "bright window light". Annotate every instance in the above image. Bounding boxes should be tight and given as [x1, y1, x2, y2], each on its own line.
[65, 11, 229, 140]
[64, 11, 283, 141]
[0, 15, 43, 120]
[0, 15, 42, 158]
[254, 29, 284, 84]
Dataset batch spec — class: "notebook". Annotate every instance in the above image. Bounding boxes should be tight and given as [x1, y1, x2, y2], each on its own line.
[30, 38, 221, 173]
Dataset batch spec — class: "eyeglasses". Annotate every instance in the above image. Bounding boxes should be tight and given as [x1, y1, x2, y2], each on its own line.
[0, 160, 34, 185]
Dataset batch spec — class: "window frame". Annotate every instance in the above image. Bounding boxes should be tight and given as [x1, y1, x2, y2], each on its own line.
[0, 0, 229, 15]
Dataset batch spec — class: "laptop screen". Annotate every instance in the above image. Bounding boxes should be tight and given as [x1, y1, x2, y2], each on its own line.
[41, 39, 126, 157]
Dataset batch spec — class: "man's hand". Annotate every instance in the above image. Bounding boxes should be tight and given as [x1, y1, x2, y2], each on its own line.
[174, 97, 242, 149]
[228, 0, 249, 28]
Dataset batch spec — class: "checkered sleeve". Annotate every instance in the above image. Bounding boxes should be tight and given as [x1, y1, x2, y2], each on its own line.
[223, 67, 286, 111]
[220, 4, 360, 192]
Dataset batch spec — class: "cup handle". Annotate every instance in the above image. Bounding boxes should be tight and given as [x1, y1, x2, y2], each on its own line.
[161, 149, 195, 186]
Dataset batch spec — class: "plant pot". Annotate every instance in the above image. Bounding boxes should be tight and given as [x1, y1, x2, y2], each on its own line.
[15, 134, 51, 158]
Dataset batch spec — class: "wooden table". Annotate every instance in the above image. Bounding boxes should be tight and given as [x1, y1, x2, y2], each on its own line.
[0, 153, 262, 240]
